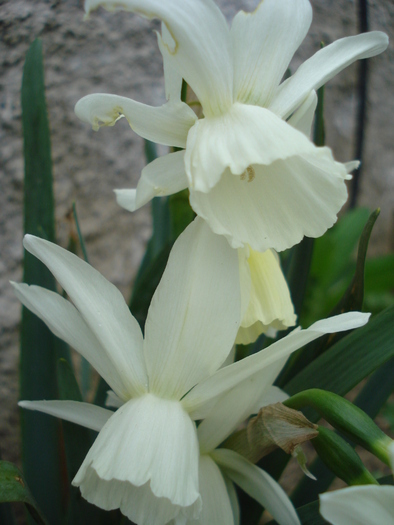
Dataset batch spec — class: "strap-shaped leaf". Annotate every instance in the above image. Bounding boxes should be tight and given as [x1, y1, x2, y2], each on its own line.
[285, 305, 394, 396]
[0, 461, 48, 525]
[20, 38, 64, 523]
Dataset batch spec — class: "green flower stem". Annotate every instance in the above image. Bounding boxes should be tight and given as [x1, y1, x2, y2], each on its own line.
[284, 389, 392, 466]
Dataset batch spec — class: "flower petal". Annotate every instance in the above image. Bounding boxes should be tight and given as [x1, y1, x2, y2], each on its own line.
[84, 0, 233, 117]
[269, 31, 389, 119]
[190, 146, 349, 252]
[115, 151, 188, 212]
[144, 218, 241, 400]
[185, 102, 317, 193]
[223, 476, 240, 525]
[73, 394, 201, 525]
[12, 283, 135, 400]
[213, 449, 300, 525]
[319, 486, 394, 525]
[183, 312, 370, 416]
[157, 22, 183, 102]
[75, 94, 196, 148]
[236, 249, 296, 345]
[23, 235, 147, 397]
[192, 455, 235, 525]
[197, 361, 288, 451]
[18, 400, 112, 432]
[232, 0, 312, 107]
[287, 90, 317, 138]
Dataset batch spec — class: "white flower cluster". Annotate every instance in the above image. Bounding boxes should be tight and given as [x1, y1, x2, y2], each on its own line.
[16, 1, 388, 524]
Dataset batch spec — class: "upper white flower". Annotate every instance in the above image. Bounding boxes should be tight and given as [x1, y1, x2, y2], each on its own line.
[75, 0, 388, 252]
[15, 218, 370, 524]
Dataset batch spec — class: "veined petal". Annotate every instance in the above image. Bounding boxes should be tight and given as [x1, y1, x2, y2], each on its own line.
[73, 394, 201, 524]
[190, 147, 349, 252]
[23, 235, 147, 398]
[75, 94, 196, 148]
[287, 90, 318, 138]
[144, 218, 241, 400]
[191, 455, 235, 525]
[197, 361, 288, 452]
[232, 0, 312, 107]
[236, 249, 296, 345]
[185, 102, 317, 193]
[182, 312, 370, 416]
[269, 31, 389, 119]
[84, 0, 233, 117]
[224, 476, 240, 525]
[19, 400, 112, 432]
[115, 151, 188, 212]
[12, 283, 135, 400]
[319, 486, 394, 525]
[213, 449, 300, 525]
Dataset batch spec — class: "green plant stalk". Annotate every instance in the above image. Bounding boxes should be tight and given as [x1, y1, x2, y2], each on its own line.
[285, 389, 392, 466]
[312, 426, 378, 486]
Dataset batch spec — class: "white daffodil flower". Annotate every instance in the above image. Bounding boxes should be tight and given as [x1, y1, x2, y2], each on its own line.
[75, 0, 388, 253]
[16, 218, 243, 525]
[237, 247, 296, 345]
[15, 222, 370, 524]
[319, 441, 394, 524]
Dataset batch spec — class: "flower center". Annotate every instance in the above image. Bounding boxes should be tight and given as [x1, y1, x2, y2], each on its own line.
[240, 165, 255, 182]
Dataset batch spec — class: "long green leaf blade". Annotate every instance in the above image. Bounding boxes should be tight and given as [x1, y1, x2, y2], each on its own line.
[20, 38, 64, 523]
[0, 461, 48, 525]
[285, 306, 394, 396]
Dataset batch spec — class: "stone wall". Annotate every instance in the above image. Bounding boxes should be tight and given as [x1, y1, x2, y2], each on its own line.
[0, 0, 393, 470]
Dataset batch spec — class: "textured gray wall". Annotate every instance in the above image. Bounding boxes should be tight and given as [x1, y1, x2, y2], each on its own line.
[1, 0, 393, 467]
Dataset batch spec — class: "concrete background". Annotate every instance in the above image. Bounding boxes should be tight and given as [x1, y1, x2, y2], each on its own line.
[1, 0, 393, 473]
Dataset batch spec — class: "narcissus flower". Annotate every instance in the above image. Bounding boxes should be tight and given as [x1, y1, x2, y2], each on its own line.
[15, 220, 370, 524]
[75, 0, 388, 252]
[16, 218, 243, 525]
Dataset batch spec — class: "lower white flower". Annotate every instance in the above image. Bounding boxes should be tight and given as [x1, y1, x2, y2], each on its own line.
[16, 217, 243, 525]
[15, 217, 370, 524]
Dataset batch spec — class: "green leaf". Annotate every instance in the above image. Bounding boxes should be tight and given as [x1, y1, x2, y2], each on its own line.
[285, 306, 394, 397]
[20, 38, 64, 524]
[0, 461, 48, 525]
[278, 209, 380, 387]
[291, 357, 394, 507]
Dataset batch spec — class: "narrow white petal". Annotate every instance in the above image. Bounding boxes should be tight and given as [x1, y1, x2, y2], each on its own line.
[18, 400, 112, 432]
[75, 94, 196, 148]
[144, 218, 241, 400]
[23, 235, 147, 398]
[74, 394, 201, 524]
[185, 102, 317, 193]
[270, 31, 389, 119]
[191, 455, 235, 525]
[197, 360, 287, 451]
[190, 147, 349, 252]
[214, 449, 300, 525]
[236, 249, 296, 345]
[319, 486, 394, 525]
[115, 151, 188, 212]
[12, 283, 134, 400]
[84, 0, 233, 117]
[287, 90, 318, 138]
[157, 22, 183, 102]
[224, 476, 240, 525]
[232, 0, 312, 107]
[183, 312, 370, 416]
